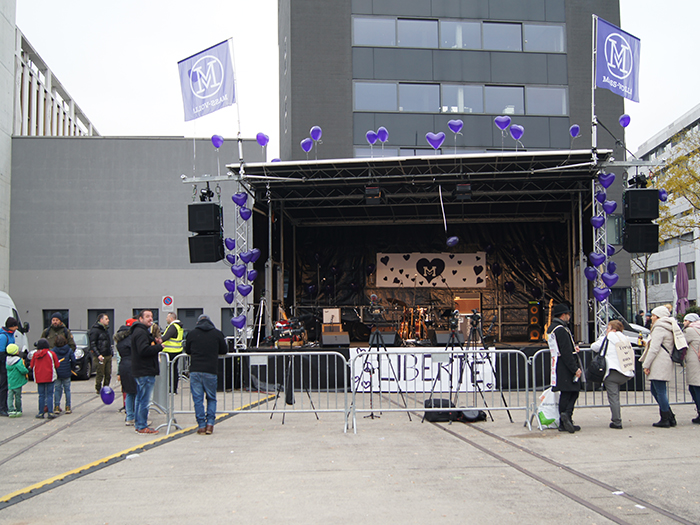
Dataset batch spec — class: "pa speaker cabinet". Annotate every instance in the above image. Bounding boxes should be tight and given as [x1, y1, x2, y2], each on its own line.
[370, 330, 400, 347]
[528, 301, 543, 341]
[429, 330, 464, 346]
[188, 203, 222, 233]
[623, 189, 659, 221]
[321, 332, 350, 346]
[188, 234, 224, 263]
[623, 223, 659, 253]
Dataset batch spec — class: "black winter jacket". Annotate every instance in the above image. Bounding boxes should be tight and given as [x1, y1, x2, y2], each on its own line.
[547, 317, 581, 392]
[184, 318, 228, 375]
[115, 325, 137, 394]
[130, 322, 162, 378]
[89, 322, 112, 358]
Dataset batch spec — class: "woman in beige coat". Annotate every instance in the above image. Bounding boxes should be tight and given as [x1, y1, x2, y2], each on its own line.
[683, 313, 700, 424]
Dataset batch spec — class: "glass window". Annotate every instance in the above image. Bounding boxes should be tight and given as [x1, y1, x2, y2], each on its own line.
[483, 23, 522, 51]
[660, 269, 670, 284]
[484, 86, 524, 115]
[523, 24, 565, 52]
[399, 83, 440, 112]
[687, 262, 696, 280]
[354, 82, 397, 111]
[440, 20, 481, 49]
[397, 19, 438, 48]
[399, 148, 441, 156]
[441, 85, 483, 113]
[353, 17, 396, 46]
[526, 87, 568, 115]
[354, 146, 399, 158]
[606, 215, 624, 245]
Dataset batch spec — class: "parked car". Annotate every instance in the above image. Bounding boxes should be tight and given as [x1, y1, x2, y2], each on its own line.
[607, 305, 650, 346]
[72, 330, 94, 380]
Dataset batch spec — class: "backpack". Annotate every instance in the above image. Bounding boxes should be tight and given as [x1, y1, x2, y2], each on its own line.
[661, 341, 687, 365]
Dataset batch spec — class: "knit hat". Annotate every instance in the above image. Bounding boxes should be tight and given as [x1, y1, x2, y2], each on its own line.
[51, 312, 63, 322]
[197, 314, 211, 323]
[684, 313, 700, 323]
[36, 338, 50, 350]
[125, 318, 136, 327]
[551, 303, 571, 317]
[6, 343, 19, 355]
[4, 316, 18, 328]
[651, 306, 670, 318]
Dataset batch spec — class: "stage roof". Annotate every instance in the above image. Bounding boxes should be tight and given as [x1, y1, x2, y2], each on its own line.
[223, 149, 612, 228]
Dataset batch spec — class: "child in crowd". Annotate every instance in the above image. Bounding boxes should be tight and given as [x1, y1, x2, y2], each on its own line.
[6, 343, 28, 417]
[30, 338, 59, 419]
[53, 334, 75, 415]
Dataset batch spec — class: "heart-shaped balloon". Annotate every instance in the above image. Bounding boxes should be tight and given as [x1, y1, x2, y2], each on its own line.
[224, 238, 235, 251]
[569, 124, 580, 138]
[619, 114, 631, 128]
[240, 251, 253, 264]
[426, 132, 445, 150]
[607, 244, 616, 256]
[595, 191, 607, 204]
[446, 236, 459, 247]
[376, 126, 389, 143]
[232, 193, 247, 207]
[584, 266, 597, 281]
[598, 172, 615, 189]
[546, 280, 559, 292]
[256, 132, 269, 147]
[509, 124, 524, 141]
[240, 207, 252, 221]
[231, 264, 246, 278]
[494, 115, 511, 131]
[593, 286, 611, 302]
[300, 138, 313, 152]
[658, 189, 668, 202]
[448, 119, 463, 134]
[601, 272, 619, 287]
[237, 283, 253, 296]
[224, 279, 236, 292]
[603, 200, 617, 214]
[366, 130, 378, 145]
[530, 287, 542, 299]
[491, 262, 502, 277]
[224, 292, 235, 304]
[589, 252, 606, 267]
[310, 126, 322, 141]
[247, 270, 258, 281]
[231, 315, 247, 329]
[307, 284, 318, 295]
[250, 248, 261, 262]
[272, 158, 281, 162]
[211, 135, 224, 149]
[607, 261, 617, 273]
[590, 215, 605, 229]
[504, 281, 515, 294]
[226, 254, 236, 265]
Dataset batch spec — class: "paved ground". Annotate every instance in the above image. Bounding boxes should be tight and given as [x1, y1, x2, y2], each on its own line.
[1, 378, 699, 524]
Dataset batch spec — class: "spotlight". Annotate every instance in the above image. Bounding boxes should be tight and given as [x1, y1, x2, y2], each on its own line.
[454, 183, 472, 201]
[365, 186, 383, 205]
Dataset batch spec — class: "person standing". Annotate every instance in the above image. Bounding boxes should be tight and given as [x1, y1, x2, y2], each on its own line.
[547, 303, 582, 433]
[89, 313, 113, 395]
[131, 310, 162, 435]
[6, 343, 28, 417]
[184, 314, 227, 435]
[40, 312, 76, 352]
[30, 338, 59, 419]
[0, 317, 19, 417]
[635, 310, 644, 326]
[682, 312, 700, 424]
[115, 319, 137, 426]
[52, 334, 75, 414]
[161, 312, 185, 394]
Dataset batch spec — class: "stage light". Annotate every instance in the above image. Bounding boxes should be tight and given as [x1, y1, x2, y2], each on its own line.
[365, 186, 383, 205]
[454, 183, 472, 201]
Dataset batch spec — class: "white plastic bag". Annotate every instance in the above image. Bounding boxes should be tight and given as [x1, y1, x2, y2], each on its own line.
[537, 387, 560, 429]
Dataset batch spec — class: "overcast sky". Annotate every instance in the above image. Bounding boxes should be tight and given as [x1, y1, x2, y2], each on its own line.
[15, 0, 699, 160]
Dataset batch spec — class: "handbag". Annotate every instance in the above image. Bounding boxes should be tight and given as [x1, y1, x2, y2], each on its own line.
[586, 337, 608, 383]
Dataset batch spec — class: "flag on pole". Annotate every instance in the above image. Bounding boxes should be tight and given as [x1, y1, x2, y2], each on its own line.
[595, 18, 640, 102]
[178, 40, 235, 121]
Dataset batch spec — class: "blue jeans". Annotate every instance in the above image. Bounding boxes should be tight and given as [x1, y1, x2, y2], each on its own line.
[125, 392, 136, 422]
[190, 372, 218, 428]
[37, 382, 54, 414]
[134, 376, 156, 430]
[54, 377, 71, 408]
[650, 379, 670, 412]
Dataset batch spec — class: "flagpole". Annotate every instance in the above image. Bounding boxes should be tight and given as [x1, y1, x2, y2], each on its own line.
[228, 38, 245, 164]
[591, 14, 598, 159]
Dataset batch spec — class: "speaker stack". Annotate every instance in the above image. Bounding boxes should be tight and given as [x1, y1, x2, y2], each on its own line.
[527, 301, 543, 341]
[622, 188, 659, 253]
[188, 203, 224, 263]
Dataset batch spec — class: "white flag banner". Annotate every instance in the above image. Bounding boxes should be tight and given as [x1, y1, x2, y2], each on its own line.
[376, 252, 487, 288]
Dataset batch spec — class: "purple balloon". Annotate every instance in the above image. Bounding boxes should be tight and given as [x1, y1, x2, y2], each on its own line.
[237, 284, 253, 296]
[426, 132, 445, 150]
[607, 261, 617, 274]
[330, 266, 339, 276]
[658, 189, 668, 202]
[595, 191, 607, 204]
[589, 252, 606, 267]
[232, 193, 247, 207]
[448, 119, 463, 134]
[584, 266, 597, 281]
[593, 286, 611, 302]
[601, 272, 619, 287]
[569, 124, 580, 138]
[231, 264, 246, 278]
[272, 158, 281, 162]
[366, 130, 378, 145]
[491, 262, 502, 277]
[310, 126, 322, 141]
[377, 126, 389, 143]
[256, 132, 269, 147]
[226, 254, 236, 265]
[224, 292, 235, 304]
[247, 269, 258, 281]
[504, 281, 515, 294]
[546, 280, 559, 292]
[619, 114, 631, 128]
[598, 172, 615, 189]
[446, 236, 459, 247]
[224, 237, 235, 251]
[240, 207, 252, 221]
[300, 138, 313, 153]
[603, 200, 617, 214]
[591, 215, 606, 229]
[239, 251, 253, 264]
[307, 284, 318, 296]
[531, 287, 542, 299]
[509, 124, 524, 141]
[484, 244, 495, 255]
[224, 279, 236, 292]
[607, 244, 616, 257]
[100, 386, 115, 405]
[519, 260, 531, 273]
[211, 135, 224, 149]
[494, 115, 511, 131]
[366, 264, 376, 276]
[250, 248, 261, 263]
[231, 315, 246, 329]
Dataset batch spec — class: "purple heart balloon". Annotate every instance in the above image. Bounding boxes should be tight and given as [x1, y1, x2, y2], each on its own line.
[607, 244, 616, 257]
[426, 132, 445, 150]
[494, 115, 511, 131]
[224, 237, 235, 251]
[446, 236, 459, 247]
[366, 130, 378, 145]
[272, 158, 281, 162]
[593, 286, 611, 302]
[239, 250, 253, 264]
[590, 215, 605, 229]
[595, 191, 607, 204]
[250, 248, 261, 262]
[601, 272, 619, 287]
[509, 124, 524, 141]
[307, 284, 318, 295]
[237, 283, 253, 296]
[584, 266, 597, 281]
[232, 193, 247, 207]
[240, 207, 252, 221]
[658, 189, 668, 202]
[231, 315, 246, 329]
[224, 279, 236, 292]
[376, 126, 389, 143]
[231, 264, 246, 278]
[603, 200, 617, 214]
[211, 135, 224, 149]
[224, 292, 235, 305]
[607, 261, 617, 273]
[310, 126, 322, 141]
[504, 281, 515, 294]
[569, 124, 580, 138]
[226, 254, 236, 265]
[598, 172, 615, 189]
[448, 119, 463, 134]
[531, 286, 542, 299]
[300, 138, 313, 153]
[247, 269, 258, 281]
[619, 114, 631, 128]
[589, 252, 606, 267]
[256, 132, 269, 147]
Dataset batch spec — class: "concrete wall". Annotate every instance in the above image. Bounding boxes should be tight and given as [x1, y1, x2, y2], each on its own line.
[0, 0, 15, 292]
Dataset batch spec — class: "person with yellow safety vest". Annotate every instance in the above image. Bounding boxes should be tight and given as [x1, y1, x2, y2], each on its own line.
[161, 312, 184, 394]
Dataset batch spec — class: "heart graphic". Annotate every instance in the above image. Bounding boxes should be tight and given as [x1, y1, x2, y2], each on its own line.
[476, 256, 481, 261]
[607, 261, 617, 273]
[380, 256, 390, 266]
[416, 258, 445, 283]
[403, 254, 411, 261]
[473, 265, 483, 276]
[383, 277, 388, 281]
[432, 282, 437, 287]
[476, 277, 483, 284]
[247, 270, 258, 281]
[366, 130, 378, 145]
[399, 269, 404, 274]
[419, 281, 424, 286]
[463, 278, 467, 282]
[448, 119, 463, 133]
[449, 254, 455, 259]
[452, 270, 458, 275]
[425, 132, 445, 150]
[390, 268, 394, 272]
[457, 260, 462, 265]
[393, 277, 400, 284]
[362, 380, 371, 389]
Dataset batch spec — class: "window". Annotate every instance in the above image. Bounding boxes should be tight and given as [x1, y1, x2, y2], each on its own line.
[178, 308, 203, 334]
[440, 20, 480, 49]
[606, 215, 624, 245]
[441, 85, 483, 113]
[660, 269, 670, 284]
[354, 82, 397, 111]
[526, 87, 568, 115]
[523, 24, 565, 52]
[483, 23, 522, 51]
[353, 17, 395, 46]
[400, 148, 441, 156]
[687, 262, 696, 280]
[354, 146, 399, 158]
[484, 86, 524, 115]
[397, 19, 438, 48]
[398, 83, 440, 112]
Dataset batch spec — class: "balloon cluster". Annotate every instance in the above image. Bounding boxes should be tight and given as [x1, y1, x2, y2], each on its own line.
[494, 116, 525, 148]
[366, 127, 389, 146]
[300, 126, 323, 155]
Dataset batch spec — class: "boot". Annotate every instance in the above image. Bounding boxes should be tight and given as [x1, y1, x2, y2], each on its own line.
[652, 410, 671, 428]
[668, 409, 677, 427]
[560, 413, 576, 433]
[568, 411, 581, 432]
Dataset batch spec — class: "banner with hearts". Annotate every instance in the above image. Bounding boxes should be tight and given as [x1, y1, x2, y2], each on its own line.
[376, 252, 486, 288]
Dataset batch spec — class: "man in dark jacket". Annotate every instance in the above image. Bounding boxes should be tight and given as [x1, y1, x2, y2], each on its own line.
[546, 303, 582, 433]
[115, 319, 137, 426]
[184, 314, 227, 435]
[41, 312, 76, 351]
[131, 310, 162, 435]
[89, 313, 113, 395]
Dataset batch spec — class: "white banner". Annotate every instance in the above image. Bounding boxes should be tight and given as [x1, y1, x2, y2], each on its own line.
[376, 252, 486, 288]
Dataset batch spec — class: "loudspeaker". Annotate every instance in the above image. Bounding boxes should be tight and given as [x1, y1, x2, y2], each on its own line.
[528, 301, 543, 341]
[321, 332, 350, 346]
[188, 234, 224, 263]
[188, 203, 222, 233]
[623, 189, 659, 221]
[623, 223, 659, 253]
[370, 331, 401, 347]
[429, 330, 464, 346]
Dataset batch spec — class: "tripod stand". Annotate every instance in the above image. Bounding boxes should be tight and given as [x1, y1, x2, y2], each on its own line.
[421, 324, 464, 423]
[270, 352, 319, 424]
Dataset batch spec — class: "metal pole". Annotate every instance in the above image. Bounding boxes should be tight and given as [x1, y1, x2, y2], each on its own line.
[591, 14, 598, 156]
[266, 198, 273, 335]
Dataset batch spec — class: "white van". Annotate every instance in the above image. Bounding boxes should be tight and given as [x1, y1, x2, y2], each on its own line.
[0, 291, 30, 354]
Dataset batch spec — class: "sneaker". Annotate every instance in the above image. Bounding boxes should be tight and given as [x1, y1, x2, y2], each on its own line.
[35, 413, 44, 419]
[609, 422, 623, 429]
[135, 427, 159, 435]
[0, 411, 8, 417]
[47, 413, 56, 420]
[54, 406, 62, 414]
[692, 415, 700, 425]
[125, 420, 135, 426]
[65, 407, 72, 414]
[10, 412, 22, 418]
